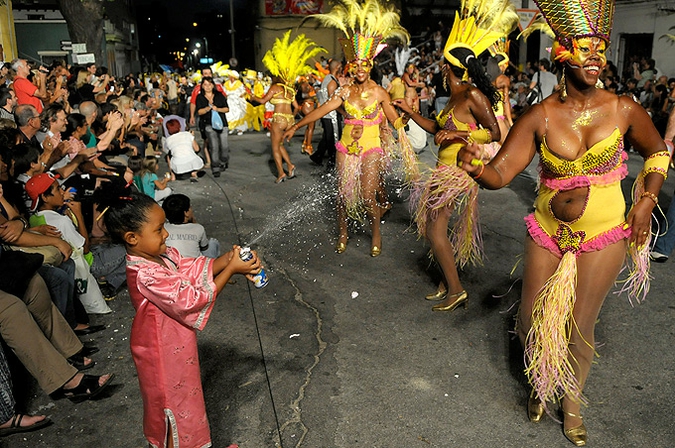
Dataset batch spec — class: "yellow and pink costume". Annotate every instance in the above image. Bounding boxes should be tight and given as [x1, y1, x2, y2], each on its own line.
[411, 108, 486, 268]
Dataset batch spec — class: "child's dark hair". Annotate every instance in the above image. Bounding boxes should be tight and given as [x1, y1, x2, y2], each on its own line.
[93, 181, 158, 245]
[162, 194, 191, 224]
[127, 155, 143, 173]
[447, 47, 500, 106]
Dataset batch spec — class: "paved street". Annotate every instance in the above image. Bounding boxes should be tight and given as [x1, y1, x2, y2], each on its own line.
[9, 128, 675, 448]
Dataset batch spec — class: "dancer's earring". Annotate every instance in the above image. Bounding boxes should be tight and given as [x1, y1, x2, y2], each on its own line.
[443, 75, 448, 92]
[559, 72, 567, 102]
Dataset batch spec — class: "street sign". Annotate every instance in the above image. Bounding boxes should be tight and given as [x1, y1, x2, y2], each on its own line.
[60, 44, 72, 51]
[73, 53, 95, 64]
[72, 43, 87, 54]
[517, 9, 540, 32]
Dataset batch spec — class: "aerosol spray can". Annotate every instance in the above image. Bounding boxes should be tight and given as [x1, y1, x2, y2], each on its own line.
[239, 247, 268, 289]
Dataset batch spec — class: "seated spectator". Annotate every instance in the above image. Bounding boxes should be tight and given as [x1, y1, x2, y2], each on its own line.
[26, 173, 112, 314]
[0, 271, 113, 402]
[0, 345, 51, 436]
[162, 193, 220, 258]
[162, 118, 204, 181]
[135, 156, 172, 203]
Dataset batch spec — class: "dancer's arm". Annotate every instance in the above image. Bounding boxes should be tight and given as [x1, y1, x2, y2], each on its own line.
[457, 104, 542, 189]
[622, 95, 667, 246]
[469, 88, 501, 143]
[391, 98, 438, 134]
[283, 95, 343, 141]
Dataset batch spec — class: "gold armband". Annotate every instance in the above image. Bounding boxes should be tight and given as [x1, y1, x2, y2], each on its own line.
[642, 150, 670, 180]
[393, 117, 405, 130]
[467, 128, 492, 145]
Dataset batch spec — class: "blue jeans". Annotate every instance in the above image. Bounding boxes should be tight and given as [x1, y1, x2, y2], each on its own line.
[435, 97, 449, 116]
[653, 193, 675, 257]
[38, 259, 87, 327]
[205, 125, 230, 172]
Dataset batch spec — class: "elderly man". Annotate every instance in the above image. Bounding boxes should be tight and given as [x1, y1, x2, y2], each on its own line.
[15, 104, 42, 147]
[11, 59, 48, 113]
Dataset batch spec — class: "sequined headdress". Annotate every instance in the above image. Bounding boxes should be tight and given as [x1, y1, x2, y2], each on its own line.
[533, 0, 615, 61]
[311, 0, 409, 62]
[444, 0, 518, 70]
[262, 30, 326, 86]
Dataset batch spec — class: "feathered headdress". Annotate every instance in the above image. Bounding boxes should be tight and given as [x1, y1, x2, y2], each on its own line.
[444, 0, 518, 70]
[262, 30, 326, 86]
[489, 37, 511, 68]
[533, 0, 614, 61]
[191, 61, 230, 84]
[311, 0, 409, 62]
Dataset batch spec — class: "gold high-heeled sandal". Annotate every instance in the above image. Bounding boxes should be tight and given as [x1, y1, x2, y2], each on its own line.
[527, 393, 545, 423]
[371, 245, 381, 257]
[336, 237, 348, 254]
[562, 410, 587, 447]
[431, 290, 468, 312]
[425, 288, 447, 301]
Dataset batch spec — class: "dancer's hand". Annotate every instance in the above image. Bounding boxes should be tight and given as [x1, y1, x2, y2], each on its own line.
[456, 141, 483, 176]
[391, 99, 412, 114]
[434, 129, 469, 147]
[282, 126, 297, 143]
[625, 197, 656, 247]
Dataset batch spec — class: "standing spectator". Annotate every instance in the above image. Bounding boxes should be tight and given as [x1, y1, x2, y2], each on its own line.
[528, 58, 558, 104]
[195, 77, 230, 177]
[0, 87, 16, 122]
[650, 106, 675, 262]
[311, 59, 342, 169]
[634, 57, 656, 89]
[10, 59, 48, 113]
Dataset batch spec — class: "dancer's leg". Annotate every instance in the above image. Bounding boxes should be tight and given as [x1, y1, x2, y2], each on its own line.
[270, 123, 287, 182]
[361, 152, 382, 251]
[560, 241, 625, 430]
[425, 206, 464, 305]
[336, 151, 348, 246]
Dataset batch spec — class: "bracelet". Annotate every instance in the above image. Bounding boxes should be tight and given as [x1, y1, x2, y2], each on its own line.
[640, 191, 658, 205]
[470, 163, 486, 180]
[11, 216, 28, 231]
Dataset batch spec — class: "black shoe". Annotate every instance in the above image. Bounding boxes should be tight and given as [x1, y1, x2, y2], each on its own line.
[213, 171, 221, 178]
[99, 282, 117, 301]
[74, 324, 106, 336]
[197, 170, 206, 178]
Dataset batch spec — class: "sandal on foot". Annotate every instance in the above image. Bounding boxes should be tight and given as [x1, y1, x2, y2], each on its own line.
[74, 324, 106, 336]
[0, 414, 52, 437]
[79, 345, 100, 357]
[275, 176, 287, 184]
[68, 353, 95, 371]
[288, 167, 296, 179]
[62, 374, 115, 403]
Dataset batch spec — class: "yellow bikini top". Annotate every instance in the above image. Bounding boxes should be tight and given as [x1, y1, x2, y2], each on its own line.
[269, 84, 294, 105]
[539, 128, 624, 178]
[344, 99, 379, 120]
[436, 107, 477, 132]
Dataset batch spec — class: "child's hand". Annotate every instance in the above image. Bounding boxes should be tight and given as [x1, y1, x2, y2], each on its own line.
[229, 245, 262, 276]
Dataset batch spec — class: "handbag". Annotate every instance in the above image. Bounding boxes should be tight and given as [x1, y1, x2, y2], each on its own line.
[211, 109, 224, 131]
[5, 244, 64, 266]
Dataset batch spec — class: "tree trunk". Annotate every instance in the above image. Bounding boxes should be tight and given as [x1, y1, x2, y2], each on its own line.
[57, 0, 106, 66]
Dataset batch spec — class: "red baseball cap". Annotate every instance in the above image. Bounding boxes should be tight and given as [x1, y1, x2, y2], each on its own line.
[25, 172, 59, 211]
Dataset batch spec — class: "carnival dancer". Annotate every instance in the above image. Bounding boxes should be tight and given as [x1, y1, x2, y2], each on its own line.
[489, 37, 514, 144]
[223, 71, 248, 135]
[96, 183, 261, 448]
[457, 0, 668, 444]
[252, 30, 325, 183]
[393, 0, 516, 309]
[284, 0, 411, 257]
[296, 76, 318, 155]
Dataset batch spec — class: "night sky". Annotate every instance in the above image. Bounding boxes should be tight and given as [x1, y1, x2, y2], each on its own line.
[134, 0, 256, 70]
